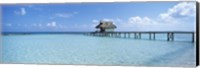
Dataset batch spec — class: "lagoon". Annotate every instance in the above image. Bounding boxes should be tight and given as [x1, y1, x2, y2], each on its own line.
[2, 34, 196, 67]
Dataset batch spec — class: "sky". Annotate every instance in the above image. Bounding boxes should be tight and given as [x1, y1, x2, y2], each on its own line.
[1, 2, 196, 32]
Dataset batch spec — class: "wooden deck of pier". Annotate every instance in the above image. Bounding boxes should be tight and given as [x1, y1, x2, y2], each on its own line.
[85, 31, 195, 42]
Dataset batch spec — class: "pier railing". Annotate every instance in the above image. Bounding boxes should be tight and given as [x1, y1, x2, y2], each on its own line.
[85, 31, 195, 42]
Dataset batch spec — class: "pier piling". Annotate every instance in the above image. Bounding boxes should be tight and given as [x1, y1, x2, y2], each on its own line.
[153, 33, 155, 40]
[134, 33, 137, 39]
[149, 33, 152, 40]
[192, 33, 194, 42]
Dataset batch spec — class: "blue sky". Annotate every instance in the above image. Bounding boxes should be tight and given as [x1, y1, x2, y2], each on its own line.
[2, 2, 196, 32]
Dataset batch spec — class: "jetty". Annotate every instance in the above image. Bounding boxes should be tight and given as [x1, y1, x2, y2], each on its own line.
[85, 31, 195, 42]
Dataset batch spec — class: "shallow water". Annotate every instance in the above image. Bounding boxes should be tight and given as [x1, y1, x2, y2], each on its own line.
[2, 34, 196, 67]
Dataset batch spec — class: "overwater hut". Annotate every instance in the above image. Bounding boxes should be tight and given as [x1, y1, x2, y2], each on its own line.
[95, 20, 117, 32]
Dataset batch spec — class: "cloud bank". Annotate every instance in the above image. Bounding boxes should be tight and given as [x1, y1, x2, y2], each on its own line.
[104, 2, 196, 31]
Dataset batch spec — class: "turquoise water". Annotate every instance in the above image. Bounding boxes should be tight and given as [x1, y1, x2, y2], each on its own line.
[2, 34, 196, 67]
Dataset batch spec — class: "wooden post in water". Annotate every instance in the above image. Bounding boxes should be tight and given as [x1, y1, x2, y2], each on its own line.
[118, 33, 120, 37]
[149, 33, 152, 40]
[139, 33, 141, 39]
[171, 32, 174, 41]
[134, 33, 137, 39]
[167, 32, 170, 41]
[111, 33, 112, 37]
[113, 33, 115, 37]
[167, 32, 174, 41]
[124, 33, 126, 38]
[119, 33, 121, 38]
[153, 32, 155, 40]
[116, 33, 118, 37]
[192, 33, 194, 42]
[115, 33, 117, 37]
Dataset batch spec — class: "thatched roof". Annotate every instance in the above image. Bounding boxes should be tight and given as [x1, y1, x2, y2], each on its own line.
[96, 20, 117, 29]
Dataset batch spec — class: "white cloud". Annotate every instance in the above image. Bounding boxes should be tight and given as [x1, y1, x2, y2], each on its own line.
[52, 21, 56, 27]
[101, 18, 114, 22]
[14, 8, 26, 15]
[21, 8, 26, 15]
[128, 16, 155, 25]
[159, 2, 196, 23]
[53, 12, 79, 19]
[92, 19, 99, 23]
[101, 18, 123, 24]
[55, 13, 73, 18]
[116, 18, 123, 22]
[114, 16, 157, 31]
[124, 16, 187, 31]
[47, 21, 57, 27]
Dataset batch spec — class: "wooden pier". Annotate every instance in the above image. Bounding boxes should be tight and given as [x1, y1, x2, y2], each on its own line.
[85, 31, 195, 42]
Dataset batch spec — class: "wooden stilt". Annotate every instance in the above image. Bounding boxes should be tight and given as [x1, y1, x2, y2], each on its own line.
[167, 32, 174, 41]
[119, 33, 121, 38]
[171, 33, 174, 41]
[134, 33, 137, 39]
[192, 33, 194, 42]
[149, 33, 152, 40]
[124, 33, 126, 38]
[139, 33, 141, 39]
[167, 32, 170, 41]
[153, 32, 155, 40]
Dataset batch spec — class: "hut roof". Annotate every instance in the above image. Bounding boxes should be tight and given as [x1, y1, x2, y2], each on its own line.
[96, 20, 117, 29]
